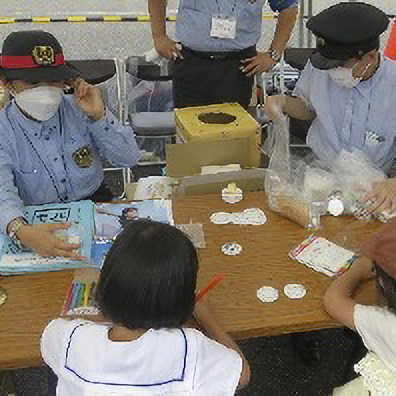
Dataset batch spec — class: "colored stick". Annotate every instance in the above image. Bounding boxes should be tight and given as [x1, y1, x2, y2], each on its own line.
[62, 283, 73, 314]
[91, 282, 97, 306]
[83, 282, 89, 307]
[78, 283, 85, 307]
[71, 282, 80, 309]
[196, 274, 224, 302]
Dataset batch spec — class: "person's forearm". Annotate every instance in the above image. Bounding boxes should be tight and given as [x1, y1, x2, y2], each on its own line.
[195, 311, 242, 355]
[323, 265, 364, 329]
[149, 0, 167, 40]
[270, 7, 298, 54]
[88, 112, 140, 167]
[194, 303, 250, 386]
[326, 265, 363, 300]
[284, 95, 316, 120]
[0, 160, 26, 234]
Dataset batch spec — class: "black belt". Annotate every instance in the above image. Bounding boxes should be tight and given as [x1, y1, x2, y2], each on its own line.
[181, 45, 256, 60]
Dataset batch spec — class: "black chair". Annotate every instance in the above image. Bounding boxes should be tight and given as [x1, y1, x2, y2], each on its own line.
[284, 48, 315, 145]
[284, 48, 315, 71]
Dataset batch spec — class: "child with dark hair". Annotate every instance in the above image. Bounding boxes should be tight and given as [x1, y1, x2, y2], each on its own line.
[41, 220, 249, 395]
[325, 219, 396, 395]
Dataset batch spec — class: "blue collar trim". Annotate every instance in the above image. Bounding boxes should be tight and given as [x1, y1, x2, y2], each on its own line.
[64, 324, 188, 387]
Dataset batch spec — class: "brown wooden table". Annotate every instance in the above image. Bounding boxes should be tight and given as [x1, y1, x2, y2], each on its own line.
[0, 192, 381, 369]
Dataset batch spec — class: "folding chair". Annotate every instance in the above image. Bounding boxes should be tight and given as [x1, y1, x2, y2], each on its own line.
[124, 55, 176, 168]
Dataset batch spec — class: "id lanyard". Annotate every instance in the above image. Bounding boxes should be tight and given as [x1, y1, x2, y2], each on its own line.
[16, 112, 65, 202]
[211, 0, 238, 39]
[214, 0, 237, 16]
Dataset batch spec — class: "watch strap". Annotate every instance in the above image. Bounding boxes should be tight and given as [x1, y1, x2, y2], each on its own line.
[268, 48, 282, 63]
[7, 217, 28, 246]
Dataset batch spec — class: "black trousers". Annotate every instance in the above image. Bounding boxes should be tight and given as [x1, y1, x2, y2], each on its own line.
[173, 47, 256, 109]
[85, 181, 113, 202]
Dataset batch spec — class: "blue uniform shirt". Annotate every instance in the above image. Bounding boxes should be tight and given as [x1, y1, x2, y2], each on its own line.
[0, 96, 140, 233]
[293, 58, 396, 174]
[176, 0, 299, 52]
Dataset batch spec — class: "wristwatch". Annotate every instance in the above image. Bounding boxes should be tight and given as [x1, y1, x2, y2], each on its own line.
[7, 217, 28, 246]
[268, 48, 282, 63]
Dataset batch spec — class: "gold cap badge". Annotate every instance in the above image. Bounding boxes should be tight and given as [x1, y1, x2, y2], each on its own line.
[32, 46, 55, 66]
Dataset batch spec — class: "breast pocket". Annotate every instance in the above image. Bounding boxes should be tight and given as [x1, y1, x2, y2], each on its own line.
[14, 167, 43, 203]
[363, 129, 395, 169]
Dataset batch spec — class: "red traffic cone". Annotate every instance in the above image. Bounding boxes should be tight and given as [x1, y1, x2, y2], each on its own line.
[385, 19, 396, 60]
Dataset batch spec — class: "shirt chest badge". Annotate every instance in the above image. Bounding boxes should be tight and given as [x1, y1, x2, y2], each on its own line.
[365, 131, 385, 146]
[210, 16, 237, 39]
[73, 146, 93, 168]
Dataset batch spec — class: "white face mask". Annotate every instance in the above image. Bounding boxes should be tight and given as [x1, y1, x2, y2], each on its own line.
[13, 85, 63, 121]
[329, 62, 371, 89]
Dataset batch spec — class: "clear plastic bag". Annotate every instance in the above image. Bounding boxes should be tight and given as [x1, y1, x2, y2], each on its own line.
[265, 119, 390, 226]
[265, 117, 320, 228]
[100, 73, 174, 117]
[330, 149, 387, 219]
[264, 115, 290, 183]
[331, 149, 386, 198]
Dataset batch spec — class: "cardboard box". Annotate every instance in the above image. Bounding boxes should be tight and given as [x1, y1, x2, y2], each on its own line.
[125, 169, 266, 200]
[177, 168, 266, 195]
[166, 138, 253, 177]
[172, 103, 261, 173]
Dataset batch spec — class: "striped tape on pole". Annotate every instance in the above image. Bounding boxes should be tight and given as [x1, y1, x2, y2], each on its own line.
[0, 13, 277, 24]
[0, 13, 393, 25]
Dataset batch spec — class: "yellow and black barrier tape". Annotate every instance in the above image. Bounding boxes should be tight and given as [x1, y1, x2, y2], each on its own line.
[0, 14, 394, 25]
[0, 13, 279, 24]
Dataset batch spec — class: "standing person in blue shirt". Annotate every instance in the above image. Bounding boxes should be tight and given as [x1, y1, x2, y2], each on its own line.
[265, 2, 396, 216]
[0, 30, 140, 258]
[149, 0, 299, 108]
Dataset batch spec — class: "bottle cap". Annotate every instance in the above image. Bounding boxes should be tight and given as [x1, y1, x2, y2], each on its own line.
[328, 198, 344, 216]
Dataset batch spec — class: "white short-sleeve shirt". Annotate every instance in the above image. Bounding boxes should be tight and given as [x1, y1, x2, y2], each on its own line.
[293, 58, 396, 173]
[354, 304, 396, 371]
[41, 319, 242, 395]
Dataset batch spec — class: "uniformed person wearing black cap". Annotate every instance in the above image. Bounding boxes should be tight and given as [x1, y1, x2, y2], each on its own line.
[0, 30, 140, 258]
[266, 2, 396, 216]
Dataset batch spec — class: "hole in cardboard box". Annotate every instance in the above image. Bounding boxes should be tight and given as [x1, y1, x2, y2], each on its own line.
[198, 112, 236, 124]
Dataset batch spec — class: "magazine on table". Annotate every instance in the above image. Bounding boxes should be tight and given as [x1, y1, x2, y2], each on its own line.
[0, 201, 94, 275]
[94, 200, 173, 239]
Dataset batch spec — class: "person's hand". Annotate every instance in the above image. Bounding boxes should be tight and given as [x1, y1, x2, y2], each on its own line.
[362, 178, 396, 214]
[350, 257, 375, 281]
[153, 34, 182, 60]
[264, 95, 287, 121]
[241, 52, 277, 77]
[72, 78, 105, 121]
[17, 223, 84, 260]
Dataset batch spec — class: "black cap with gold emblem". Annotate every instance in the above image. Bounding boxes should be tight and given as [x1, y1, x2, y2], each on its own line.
[0, 30, 80, 83]
[307, 2, 389, 70]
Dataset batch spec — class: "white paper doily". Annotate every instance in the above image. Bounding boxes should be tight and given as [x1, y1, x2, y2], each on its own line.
[221, 242, 242, 256]
[256, 286, 279, 303]
[283, 283, 307, 299]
